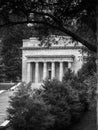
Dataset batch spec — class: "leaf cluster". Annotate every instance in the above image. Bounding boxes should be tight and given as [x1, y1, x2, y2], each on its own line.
[0, 0, 97, 52]
[8, 82, 55, 130]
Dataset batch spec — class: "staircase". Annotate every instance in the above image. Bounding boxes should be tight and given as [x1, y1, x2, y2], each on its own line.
[0, 91, 13, 125]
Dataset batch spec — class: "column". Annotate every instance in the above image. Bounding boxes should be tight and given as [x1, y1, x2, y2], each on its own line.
[43, 62, 47, 79]
[59, 62, 63, 81]
[27, 62, 31, 82]
[68, 62, 71, 69]
[51, 62, 55, 79]
[22, 57, 27, 82]
[35, 62, 39, 83]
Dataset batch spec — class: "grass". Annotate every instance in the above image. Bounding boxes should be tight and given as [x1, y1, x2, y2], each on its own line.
[0, 83, 15, 90]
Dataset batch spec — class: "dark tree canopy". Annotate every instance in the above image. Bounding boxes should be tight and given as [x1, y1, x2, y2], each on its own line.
[0, 24, 35, 82]
[0, 0, 97, 52]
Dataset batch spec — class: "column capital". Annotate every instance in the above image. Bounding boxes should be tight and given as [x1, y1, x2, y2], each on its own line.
[49, 61, 55, 63]
[43, 61, 47, 63]
[60, 61, 63, 63]
[35, 61, 39, 63]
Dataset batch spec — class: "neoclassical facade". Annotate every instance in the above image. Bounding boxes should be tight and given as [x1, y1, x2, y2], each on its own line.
[22, 36, 84, 88]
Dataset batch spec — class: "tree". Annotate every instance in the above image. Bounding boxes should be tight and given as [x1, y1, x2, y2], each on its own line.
[7, 82, 55, 130]
[0, 61, 6, 82]
[7, 67, 96, 130]
[40, 78, 87, 130]
[63, 58, 96, 110]
[7, 80, 86, 130]
[77, 50, 96, 81]
[0, 24, 35, 82]
[0, 0, 97, 52]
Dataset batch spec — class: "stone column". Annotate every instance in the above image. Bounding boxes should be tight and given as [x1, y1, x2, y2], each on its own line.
[68, 62, 71, 69]
[27, 62, 31, 82]
[51, 62, 55, 79]
[35, 62, 39, 83]
[43, 62, 47, 79]
[59, 62, 63, 81]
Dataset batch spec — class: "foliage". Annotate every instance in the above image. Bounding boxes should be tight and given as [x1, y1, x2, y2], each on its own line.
[63, 68, 96, 110]
[7, 82, 55, 130]
[41, 78, 84, 129]
[7, 55, 96, 130]
[8, 80, 85, 130]
[1, 25, 34, 82]
[74, 52, 97, 109]
[82, 72, 97, 108]
[0, 62, 6, 82]
[0, 0, 97, 52]
[78, 52, 96, 81]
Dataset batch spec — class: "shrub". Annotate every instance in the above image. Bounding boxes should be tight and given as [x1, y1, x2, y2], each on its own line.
[40, 78, 85, 129]
[7, 69, 96, 130]
[82, 73, 97, 109]
[41, 79, 71, 129]
[62, 69, 96, 110]
[7, 82, 54, 130]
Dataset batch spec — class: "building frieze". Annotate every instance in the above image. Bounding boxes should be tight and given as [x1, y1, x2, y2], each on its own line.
[26, 55, 75, 58]
[26, 55, 74, 63]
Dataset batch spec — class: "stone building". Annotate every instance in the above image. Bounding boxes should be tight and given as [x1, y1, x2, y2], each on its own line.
[22, 36, 84, 88]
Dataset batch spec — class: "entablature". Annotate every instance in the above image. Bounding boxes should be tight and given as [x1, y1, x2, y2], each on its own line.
[26, 55, 74, 62]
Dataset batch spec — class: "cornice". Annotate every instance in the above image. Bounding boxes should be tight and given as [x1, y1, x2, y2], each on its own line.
[22, 46, 83, 50]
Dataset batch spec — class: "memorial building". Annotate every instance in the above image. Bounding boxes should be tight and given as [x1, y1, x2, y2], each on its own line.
[22, 36, 84, 88]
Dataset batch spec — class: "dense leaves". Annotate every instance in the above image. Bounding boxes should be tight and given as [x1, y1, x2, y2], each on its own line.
[78, 52, 96, 81]
[7, 68, 96, 130]
[41, 79, 85, 129]
[0, 25, 35, 82]
[8, 82, 55, 130]
[0, 0, 97, 52]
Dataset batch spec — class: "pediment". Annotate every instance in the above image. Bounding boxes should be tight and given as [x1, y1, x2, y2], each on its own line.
[23, 35, 83, 48]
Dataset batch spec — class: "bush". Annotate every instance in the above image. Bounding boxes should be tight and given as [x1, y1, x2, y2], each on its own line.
[7, 69, 96, 130]
[7, 82, 54, 130]
[82, 73, 97, 109]
[62, 69, 96, 110]
[40, 78, 85, 129]
[41, 79, 71, 129]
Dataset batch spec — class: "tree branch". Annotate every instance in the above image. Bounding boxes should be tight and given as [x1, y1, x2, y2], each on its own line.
[0, 20, 96, 52]
[28, 10, 63, 27]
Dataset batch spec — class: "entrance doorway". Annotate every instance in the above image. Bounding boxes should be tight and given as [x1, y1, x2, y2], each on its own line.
[48, 70, 51, 79]
[47, 62, 52, 80]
